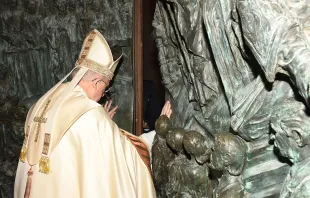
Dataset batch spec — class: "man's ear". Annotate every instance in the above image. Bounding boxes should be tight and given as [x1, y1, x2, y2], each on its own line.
[102, 78, 110, 87]
[91, 79, 99, 90]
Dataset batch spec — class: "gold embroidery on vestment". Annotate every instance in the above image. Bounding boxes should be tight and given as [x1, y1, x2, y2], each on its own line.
[33, 99, 51, 142]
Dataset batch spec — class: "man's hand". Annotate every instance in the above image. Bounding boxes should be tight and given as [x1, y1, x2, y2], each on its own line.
[104, 100, 118, 119]
[160, 100, 172, 119]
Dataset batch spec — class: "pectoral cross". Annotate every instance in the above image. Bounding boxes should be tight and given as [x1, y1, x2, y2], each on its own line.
[33, 99, 51, 142]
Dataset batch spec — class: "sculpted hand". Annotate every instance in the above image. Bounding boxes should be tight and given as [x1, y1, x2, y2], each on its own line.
[160, 100, 172, 119]
[104, 100, 118, 119]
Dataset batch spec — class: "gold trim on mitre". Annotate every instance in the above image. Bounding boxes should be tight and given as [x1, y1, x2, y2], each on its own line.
[75, 29, 122, 80]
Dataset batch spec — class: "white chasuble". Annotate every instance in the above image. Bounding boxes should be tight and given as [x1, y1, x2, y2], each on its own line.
[14, 84, 156, 198]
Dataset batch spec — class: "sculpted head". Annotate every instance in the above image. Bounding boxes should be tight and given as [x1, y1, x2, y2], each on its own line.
[210, 133, 246, 176]
[24, 0, 40, 14]
[272, 112, 310, 163]
[183, 130, 211, 164]
[54, 0, 67, 12]
[166, 127, 186, 153]
[155, 115, 172, 139]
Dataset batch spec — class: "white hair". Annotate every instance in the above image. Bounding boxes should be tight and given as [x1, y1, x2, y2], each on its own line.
[71, 67, 101, 81]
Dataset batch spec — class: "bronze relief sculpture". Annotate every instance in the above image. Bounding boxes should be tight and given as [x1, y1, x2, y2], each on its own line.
[152, 0, 310, 197]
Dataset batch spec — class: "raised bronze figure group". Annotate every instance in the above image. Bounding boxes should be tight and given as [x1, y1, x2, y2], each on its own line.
[152, 0, 310, 197]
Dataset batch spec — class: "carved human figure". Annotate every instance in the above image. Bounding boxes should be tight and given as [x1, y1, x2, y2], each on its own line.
[209, 133, 247, 198]
[24, 0, 40, 15]
[165, 127, 188, 197]
[153, 0, 310, 197]
[182, 130, 212, 197]
[54, 0, 67, 13]
[163, 0, 221, 118]
[183, 130, 211, 165]
[165, 128, 211, 197]
[231, 78, 310, 196]
[166, 127, 186, 155]
[153, 0, 222, 135]
[152, 115, 175, 197]
[237, 0, 310, 106]
[202, 0, 255, 110]
[153, 2, 193, 131]
[271, 103, 310, 198]
[23, 0, 44, 48]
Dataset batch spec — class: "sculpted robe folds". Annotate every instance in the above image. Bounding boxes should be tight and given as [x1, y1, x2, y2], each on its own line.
[14, 83, 156, 198]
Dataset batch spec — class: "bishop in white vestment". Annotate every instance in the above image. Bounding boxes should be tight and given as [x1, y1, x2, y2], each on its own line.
[14, 29, 156, 198]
